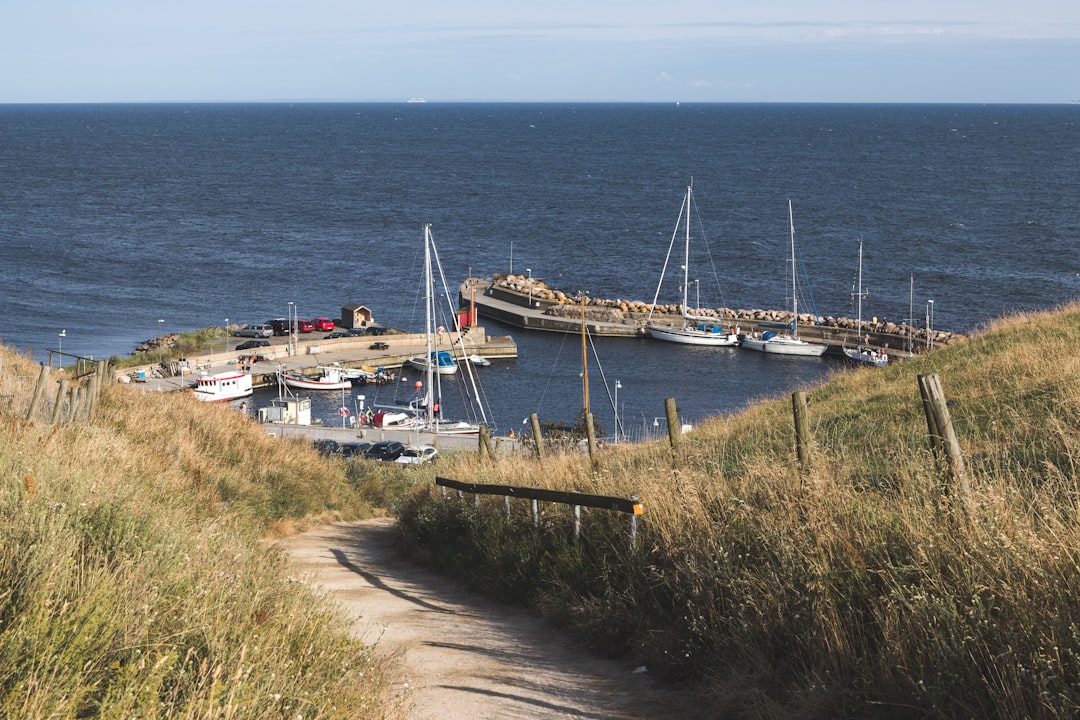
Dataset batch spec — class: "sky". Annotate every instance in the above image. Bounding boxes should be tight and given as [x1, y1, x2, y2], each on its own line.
[2, 1, 1079, 103]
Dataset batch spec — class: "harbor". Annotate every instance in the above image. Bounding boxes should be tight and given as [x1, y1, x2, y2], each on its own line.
[461, 274, 960, 360]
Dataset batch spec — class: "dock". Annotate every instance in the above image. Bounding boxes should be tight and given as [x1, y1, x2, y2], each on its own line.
[461, 275, 957, 360]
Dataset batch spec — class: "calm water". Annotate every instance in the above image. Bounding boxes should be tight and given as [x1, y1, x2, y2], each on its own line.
[2, 103, 1079, 431]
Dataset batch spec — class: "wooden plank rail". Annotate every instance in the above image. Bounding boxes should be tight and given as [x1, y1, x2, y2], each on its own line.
[435, 476, 643, 546]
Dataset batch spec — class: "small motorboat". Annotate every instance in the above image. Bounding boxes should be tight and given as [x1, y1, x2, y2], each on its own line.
[469, 354, 491, 367]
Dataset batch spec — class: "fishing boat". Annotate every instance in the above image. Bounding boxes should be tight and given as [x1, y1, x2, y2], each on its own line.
[191, 370, 253, 402]
[841, 240, 889, 367]
[646, 183, 739, 346]
[279, 364, 364, 391]
[741, 201, 828, 357]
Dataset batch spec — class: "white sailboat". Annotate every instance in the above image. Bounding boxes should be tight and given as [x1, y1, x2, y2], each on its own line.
[646, 183, 739, 347]
[841, 240, 888, 367]
[741, 200, 828, 357]
[412, 224, 492, 436]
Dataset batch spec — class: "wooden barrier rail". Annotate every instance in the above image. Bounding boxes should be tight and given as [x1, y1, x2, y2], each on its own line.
[435, 476, 643, 546]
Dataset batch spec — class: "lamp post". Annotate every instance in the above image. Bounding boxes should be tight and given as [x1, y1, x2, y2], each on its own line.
[927, 299, 934, 351]
[526, 268, 532, 308]
[57, 329, 66, 368]
[287, 301, 295, 356]
[224, 317, 229, 356]
[614, 379, 622, 443]
[157, 319, 164, 363]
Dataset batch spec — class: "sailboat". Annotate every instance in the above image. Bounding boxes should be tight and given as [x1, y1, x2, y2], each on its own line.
[410, 224, 492, 436]
[741, 200, 828, 357]
[841, 240, 888, 367]
[646, 183, 739, 346]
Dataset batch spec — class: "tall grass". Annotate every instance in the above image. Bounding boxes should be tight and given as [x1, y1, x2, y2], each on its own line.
[0, 348, 403, 718]
[400, 303, 1080, 719]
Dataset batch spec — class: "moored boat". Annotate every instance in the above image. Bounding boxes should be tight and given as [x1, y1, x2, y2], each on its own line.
[280, 364, 366, 391]
[741, 201, 828, 357]
[406, 350, 459, 375]
[191, 370, 253, 402]
[646, 183, 740, 347]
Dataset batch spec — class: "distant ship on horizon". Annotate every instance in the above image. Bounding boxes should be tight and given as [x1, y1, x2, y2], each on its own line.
[407, 98, 427, 103]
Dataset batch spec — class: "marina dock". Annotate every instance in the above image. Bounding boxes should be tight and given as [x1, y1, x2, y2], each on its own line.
[461, 275, 958, 359]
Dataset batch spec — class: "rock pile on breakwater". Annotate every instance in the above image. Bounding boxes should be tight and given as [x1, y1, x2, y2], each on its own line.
[493, 273, 960, 348]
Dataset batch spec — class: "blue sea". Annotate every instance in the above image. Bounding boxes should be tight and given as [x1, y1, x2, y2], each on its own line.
[2, 103, 1079, 435]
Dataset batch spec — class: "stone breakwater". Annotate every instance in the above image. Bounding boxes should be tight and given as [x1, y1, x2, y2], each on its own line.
[491, 273, 960, 349]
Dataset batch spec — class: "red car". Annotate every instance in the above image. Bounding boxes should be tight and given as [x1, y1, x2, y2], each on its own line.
[312, 317, 335, 332]
[296, 318, 315, 333]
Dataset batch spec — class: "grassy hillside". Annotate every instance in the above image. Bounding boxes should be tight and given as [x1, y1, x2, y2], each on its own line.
[399, 303, 1080, 719]
[0, 349, 403, 719]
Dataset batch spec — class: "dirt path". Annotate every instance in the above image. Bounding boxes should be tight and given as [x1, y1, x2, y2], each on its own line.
[279, 519, 705, 720]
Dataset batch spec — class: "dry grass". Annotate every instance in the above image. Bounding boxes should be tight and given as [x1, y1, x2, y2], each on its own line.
[402, 301, 1080, 719]
[0, 348, 403, 719]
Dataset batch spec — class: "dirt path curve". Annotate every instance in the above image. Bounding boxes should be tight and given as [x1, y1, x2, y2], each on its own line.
[279, 519, 705, 720]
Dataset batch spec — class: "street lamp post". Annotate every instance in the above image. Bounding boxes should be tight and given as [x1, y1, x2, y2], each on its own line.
[224, 317, 229, 356]
[58, 329, 65, 368]
[614, 379, 622, 443]
[526, 268, 532, 308]
[927, 299, 934, 351]
[157, 319, 164, 364]
[287, 301, 295, 356]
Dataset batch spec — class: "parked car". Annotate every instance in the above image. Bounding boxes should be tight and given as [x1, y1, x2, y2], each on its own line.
[366, 326, 389, 336]
[266, 318, 291, 336]
[312, 317, 335, 332]
[369, 341, 389, 351]
[325, 331, 351, 339]
[345, 328, 368, 337]
[395, 445, 438, 464]
[312, 439, 341, 455]
[234, 324, 273, 338]
[235, 339, 270, 351]
[363, 440, 406, 462]
[296, 319, 315, 333]
[340, 441, 373, 459]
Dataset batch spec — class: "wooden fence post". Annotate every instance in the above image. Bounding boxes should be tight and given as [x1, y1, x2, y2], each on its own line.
[918, 373, 971, 505]
[585, 412, 598, 463]
[478, 425, 495, 459]
[529, 413, 544, 459]
[664, 397, 680, 450]
[25, 365, 50, 422]
[50, 379, 69, 424]
[792, 390, 811, 471]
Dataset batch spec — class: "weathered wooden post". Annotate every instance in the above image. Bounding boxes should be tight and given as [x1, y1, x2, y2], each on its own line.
[531, 498, 539, 528]
[628, 495, 642, 550]
[918, 374, 971, 505]
[529, 413, 544, 459]
[792, 390, 811, 470]
[573, 504, 581, 542]
[585, 412, 598, 462]
[50, 379, 69, 425]
[25, 365, 50, 422]
[664, 397, 680, 450]
[478, 425, 495, 459]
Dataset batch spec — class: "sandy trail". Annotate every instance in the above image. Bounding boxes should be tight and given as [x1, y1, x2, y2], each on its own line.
[280, 519, 704, 719]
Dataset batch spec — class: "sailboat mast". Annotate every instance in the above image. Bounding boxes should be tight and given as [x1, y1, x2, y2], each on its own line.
[580, 293, 589, 416]
[682, 185, 691, 325]
[788, 200, 799, 340]
[423, 224, 435, 427]
[856, 240, 864, 345]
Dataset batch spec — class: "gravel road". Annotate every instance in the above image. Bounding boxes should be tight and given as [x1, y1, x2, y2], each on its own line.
[279, 519, 706, 719]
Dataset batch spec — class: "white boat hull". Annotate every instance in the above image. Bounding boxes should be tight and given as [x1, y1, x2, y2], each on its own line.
[192, 371, 253, 402]
[842, 346, 889, 367]
[282, 375, 352, 391]
[406, 358, 459, 375]
[741, 334, 828, 356]
[647, 324, 740, 347]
